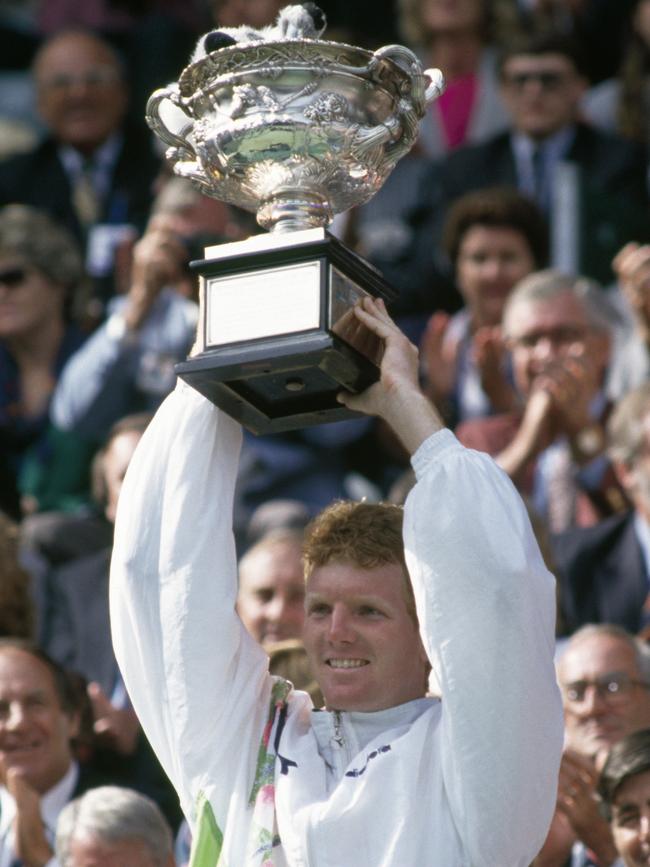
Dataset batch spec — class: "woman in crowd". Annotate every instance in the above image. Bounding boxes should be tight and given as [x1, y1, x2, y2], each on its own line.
[397, 0, 509, 158]
[0, 204, 86, 518]
[420, 186, 548, 425]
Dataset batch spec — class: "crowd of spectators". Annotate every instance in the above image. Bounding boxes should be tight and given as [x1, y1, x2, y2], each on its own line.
[4, 0, 650, 865]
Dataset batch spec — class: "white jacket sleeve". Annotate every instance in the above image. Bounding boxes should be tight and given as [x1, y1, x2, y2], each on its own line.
[404, 429, 563, 867]
[109, 382, 272, 827]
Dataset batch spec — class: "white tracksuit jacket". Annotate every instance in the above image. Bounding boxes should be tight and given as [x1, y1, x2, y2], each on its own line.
[110, 382, 563, 867]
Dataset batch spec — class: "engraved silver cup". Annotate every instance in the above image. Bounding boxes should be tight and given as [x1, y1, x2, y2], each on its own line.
[146, 39, 444, 232]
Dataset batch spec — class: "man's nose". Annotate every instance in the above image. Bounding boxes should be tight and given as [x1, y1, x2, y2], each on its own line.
[479, 258, 503, 280]
[531, 336, 554, 360]
[266, 595, 289, 624]
[327, 606, 354, 643]
[4, 702, 27, 730]
[640, 812, 650, 842]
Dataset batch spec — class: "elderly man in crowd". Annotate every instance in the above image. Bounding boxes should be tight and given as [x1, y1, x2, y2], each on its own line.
[111, 295, 562, 866]
[0, 30, 160, 306]
[55, 786, 174, 867]
[0, 640, 106, 866]
[457, 269, 624, 532]
[534, 624, 650, 866]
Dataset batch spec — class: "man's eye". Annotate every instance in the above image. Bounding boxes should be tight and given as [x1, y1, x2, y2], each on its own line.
[255, 590, 274, 604]
[358, 606, 382, 616]
[616, 811, 639, 828]
[308, 603, 329, 616]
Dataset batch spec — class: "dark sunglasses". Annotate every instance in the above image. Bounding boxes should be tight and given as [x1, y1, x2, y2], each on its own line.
[505, 71, 566, 90]
[0, 266, 27, 288]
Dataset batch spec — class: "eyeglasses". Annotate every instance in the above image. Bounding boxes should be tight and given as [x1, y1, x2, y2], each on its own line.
[510, 325, 588, 350]
[39, 67, 122, 93]
[0, 266, 27, 288]
[562, 672, 650, 705]
[504, 71, 568, 91]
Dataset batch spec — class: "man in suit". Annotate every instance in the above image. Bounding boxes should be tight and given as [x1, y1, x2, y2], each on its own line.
[0, 640, 103, 867]
[0, 30, 161, 309]
[457, 268, 626, 533]
[436, 31, 648, 284]
[554, 382, 650, 634]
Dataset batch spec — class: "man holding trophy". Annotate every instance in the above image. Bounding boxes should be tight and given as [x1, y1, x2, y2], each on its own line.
[110, 7, 563, 865]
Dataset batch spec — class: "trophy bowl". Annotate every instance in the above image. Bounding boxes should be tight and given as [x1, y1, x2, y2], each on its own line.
[147, 39, 444, 232]
[145, 35, 444, 433]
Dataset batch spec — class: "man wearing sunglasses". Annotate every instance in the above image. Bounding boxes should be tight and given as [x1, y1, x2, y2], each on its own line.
[436, 31, 648, 285]
[533, 625, 650, 867]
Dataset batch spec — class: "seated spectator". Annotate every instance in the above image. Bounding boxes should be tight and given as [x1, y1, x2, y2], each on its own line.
[0, 639, 109, 865]
[0, 204, 86, 520]
[55, 785, 174, 867]
[582, 0, 650, 145]
[554, 383, 650, 634]
[436, 31, 649, 285]
[0, 29, 161, 313]
[598, 727, 650, 867]
[534, 624, 650, 867]
[397, 0, 509, 159]
[237, 528, 306, 645]
[490, 0, 635, 93]
[457, 269, 625, 532]
[420, 186, 548, 424]
[51, 218, 197, 443]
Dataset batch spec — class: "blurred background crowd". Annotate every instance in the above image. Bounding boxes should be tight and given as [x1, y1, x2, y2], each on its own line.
[6, 0, 650, 864]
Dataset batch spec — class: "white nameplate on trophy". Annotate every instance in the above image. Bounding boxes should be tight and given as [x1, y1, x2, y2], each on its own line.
[205, 260, 321, 346]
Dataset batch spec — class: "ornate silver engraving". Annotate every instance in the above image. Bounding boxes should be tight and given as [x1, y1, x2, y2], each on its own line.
[146, 38, 444, 232]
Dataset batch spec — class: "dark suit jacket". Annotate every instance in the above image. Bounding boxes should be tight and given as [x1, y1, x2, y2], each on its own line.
[0, 124, 160, 247]
[552, 510, 648, 633]
[440, 122, 648, 208]
[43, 548, 116, 696]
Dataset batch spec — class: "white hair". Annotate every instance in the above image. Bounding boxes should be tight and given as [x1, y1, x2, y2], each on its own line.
[55, 786, 172, 867]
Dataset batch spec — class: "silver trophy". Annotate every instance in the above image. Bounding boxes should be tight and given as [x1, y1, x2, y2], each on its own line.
[146, 15, 444, 433]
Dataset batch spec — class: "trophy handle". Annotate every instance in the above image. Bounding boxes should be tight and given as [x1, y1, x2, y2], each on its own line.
[422, 68, 446, 105]
[146, 85, 193, 152]
[370, 46, 444, 115]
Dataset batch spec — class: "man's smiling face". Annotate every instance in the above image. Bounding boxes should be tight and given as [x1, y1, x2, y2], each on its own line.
[0, 648, 78, 794]
[302, 561, 429, 712]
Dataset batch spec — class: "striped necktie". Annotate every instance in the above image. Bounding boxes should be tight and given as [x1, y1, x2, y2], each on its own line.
[72, 159, 100, 227]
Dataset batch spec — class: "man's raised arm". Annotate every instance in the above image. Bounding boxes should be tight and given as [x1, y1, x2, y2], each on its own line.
[343, 297, 563, 866]
[109, 377, 272, 828]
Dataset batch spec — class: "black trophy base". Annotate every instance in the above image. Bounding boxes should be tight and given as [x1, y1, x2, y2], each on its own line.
[177, 228, 397, 435]
[176, 330, 378, 434]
